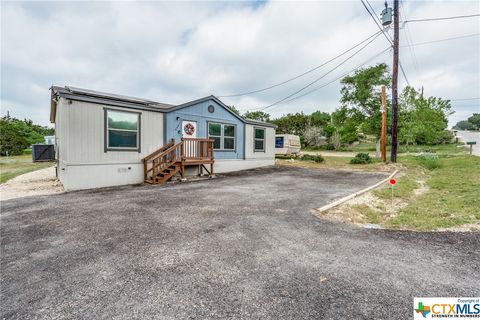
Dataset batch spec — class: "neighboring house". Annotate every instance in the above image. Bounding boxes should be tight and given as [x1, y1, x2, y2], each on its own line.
[50, 86, 276, 190]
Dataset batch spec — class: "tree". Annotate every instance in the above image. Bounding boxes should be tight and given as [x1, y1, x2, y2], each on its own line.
[453, 113, 480, 130]
[454, 120, 475, 130]
[330, 131, 342, 150]
[340, 63, 391, 138]
[331, 106, 363, 144]
[0, 115, 53, 155]
[398, 86, 453, 145]
[243, 111, 271, 122]
[227, 105, 241, 116]
[467, 113, 480, 129]
[303, 127, 327, 148]
[271, 112, 311, 137]
[310, 111, 331, 127]
[0, 117, 29, 155]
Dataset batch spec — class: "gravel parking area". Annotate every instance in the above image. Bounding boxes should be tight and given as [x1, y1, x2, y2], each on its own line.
[1, 166, 479, 319]
[0, 167, 63, 201]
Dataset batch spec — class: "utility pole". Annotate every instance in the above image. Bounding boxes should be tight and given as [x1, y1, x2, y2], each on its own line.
[390, 0, 399, 162]
[381, 86, 387, 162]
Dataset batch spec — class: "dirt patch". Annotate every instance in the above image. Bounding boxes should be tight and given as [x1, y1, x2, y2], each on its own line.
[0, 167, 64, 201]
[315, 173, 441, 229]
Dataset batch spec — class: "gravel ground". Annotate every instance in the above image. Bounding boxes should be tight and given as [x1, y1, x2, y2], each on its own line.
[0, 167, 63, 201]
[1, 166, 479, 319]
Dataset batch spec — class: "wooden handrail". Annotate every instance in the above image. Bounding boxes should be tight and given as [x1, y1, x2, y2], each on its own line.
[143, 141, 174, 161]
[144, 138, 215, 182]
[155, 141, 183, 160]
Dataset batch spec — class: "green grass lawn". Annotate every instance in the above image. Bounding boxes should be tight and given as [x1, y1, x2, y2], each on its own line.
[385, 155, 480, 230]
[304, 142, 469, 155]
[0, 152, 53, 184]
[348, 141, 468, 155]
[280, 151, 479, 231]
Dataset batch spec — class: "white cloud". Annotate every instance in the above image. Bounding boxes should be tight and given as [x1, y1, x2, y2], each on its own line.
[1, 0, 479, 127]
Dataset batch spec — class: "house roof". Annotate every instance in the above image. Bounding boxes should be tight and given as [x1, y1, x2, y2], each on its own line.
[50, 86, 277, 128]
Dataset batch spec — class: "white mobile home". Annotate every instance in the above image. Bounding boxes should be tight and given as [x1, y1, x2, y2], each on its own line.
[50, 86, 277, 190]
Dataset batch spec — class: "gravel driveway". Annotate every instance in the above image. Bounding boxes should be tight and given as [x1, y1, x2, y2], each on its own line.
[1, 166, 479, 319]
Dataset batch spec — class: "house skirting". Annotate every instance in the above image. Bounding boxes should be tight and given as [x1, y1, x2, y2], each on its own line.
[57, 158, 275, 191]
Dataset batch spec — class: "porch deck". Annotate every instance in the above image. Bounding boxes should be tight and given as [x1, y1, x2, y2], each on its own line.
[143, 138, 214, 184]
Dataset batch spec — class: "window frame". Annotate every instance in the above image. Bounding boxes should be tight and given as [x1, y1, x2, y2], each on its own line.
[254, 127, 266, 152]
[207, 121, 236, 152]
[104, 108, 141, 153]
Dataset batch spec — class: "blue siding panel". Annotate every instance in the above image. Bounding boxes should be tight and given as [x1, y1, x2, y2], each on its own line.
[165, 100, 245, 160]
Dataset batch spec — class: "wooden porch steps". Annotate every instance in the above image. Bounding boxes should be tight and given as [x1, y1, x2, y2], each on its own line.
[143, 138, 215, 185]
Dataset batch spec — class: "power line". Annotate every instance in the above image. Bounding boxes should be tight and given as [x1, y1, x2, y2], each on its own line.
[449, 97, 480, 101]
[217, 30, 381, 98]
[362, 0, 392, 44]
[257, 32, 382, 111]
[404, 13, 480, 24]
[279, 47, 392, 106]
[401, 33, 480, 47]
[400, 0, 420, 76]
[361, 0, 410, 86]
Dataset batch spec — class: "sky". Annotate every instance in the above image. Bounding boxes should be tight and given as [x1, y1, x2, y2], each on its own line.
[1, 0, 479, 128]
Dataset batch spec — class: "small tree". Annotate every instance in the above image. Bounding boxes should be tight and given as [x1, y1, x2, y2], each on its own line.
[330, 131, 342, 150]
[304, 127, 327, 148]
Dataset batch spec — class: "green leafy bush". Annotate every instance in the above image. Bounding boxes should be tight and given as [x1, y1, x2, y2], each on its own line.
[416, 153, 442, 170]
[301, 154, 324, 163]
[350, 153, 373, 164]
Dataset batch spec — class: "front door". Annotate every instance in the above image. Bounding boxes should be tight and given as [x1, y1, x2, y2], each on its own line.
[182, 120, 197, 138]
[182, 120, 197, 158]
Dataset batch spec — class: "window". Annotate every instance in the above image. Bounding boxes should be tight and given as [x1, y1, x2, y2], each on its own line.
[254, 128, 265, 152]
[105, 109, 140, 151]
[208, 122, 235, 150]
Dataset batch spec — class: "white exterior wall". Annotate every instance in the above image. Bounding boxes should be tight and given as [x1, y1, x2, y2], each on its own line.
[245, 124, 276, 160]
[56, 98, 164, 190]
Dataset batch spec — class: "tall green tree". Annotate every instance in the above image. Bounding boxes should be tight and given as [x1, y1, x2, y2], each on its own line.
[340, 63, 391, 138]
[398, 86, 453, 145]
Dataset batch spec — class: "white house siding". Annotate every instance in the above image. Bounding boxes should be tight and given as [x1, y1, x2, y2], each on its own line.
[245, 124, 275, 159]
[236, 124, 275, 170]
[56, 98, 164, 190]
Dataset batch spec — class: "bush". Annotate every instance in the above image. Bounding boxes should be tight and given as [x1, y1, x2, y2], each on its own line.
[304, 126, 327, 148]
[275, 155, 294, 160]
[350, 153, 372, 164]
[301, 154, 325, 163]
[416, 153, 442, 170]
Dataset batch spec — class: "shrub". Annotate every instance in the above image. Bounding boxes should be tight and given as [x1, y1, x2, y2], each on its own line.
[416, 153, 442, 170]
[301, 154, 325, 163]
[275, 155, 294, 160]
[304, 126, 327, 148]
[350, 153, 372, 164]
